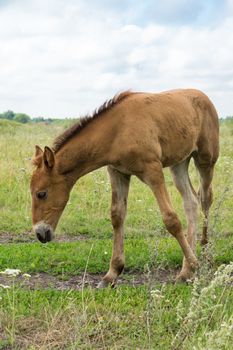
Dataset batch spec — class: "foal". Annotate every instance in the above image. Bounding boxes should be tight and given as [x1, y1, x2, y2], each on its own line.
[30, 89, 219, 286]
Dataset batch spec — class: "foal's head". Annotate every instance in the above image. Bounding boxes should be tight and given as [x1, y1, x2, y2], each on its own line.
[30, 146, 71, 243]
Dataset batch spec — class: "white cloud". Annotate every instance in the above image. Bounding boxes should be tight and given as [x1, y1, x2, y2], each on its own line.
[0, 0, 233, 117]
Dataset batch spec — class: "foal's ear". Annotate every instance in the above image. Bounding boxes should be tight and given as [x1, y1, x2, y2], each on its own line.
[32, 145, 43, 167]
[43, 146, 55, 169]
[35, 145, 43, 157]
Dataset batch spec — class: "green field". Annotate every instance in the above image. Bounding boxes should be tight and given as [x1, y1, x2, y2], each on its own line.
[0, 118, 233, 349]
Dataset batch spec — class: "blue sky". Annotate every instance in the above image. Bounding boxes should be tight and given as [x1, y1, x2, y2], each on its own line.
[0, 0, 233, 117]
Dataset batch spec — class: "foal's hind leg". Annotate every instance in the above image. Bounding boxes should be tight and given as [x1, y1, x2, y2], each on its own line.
[98, 166, 131, 288]
[170, 159, 199, 280]
[195, 161, 215, 245]
[140, 161, 198, 279]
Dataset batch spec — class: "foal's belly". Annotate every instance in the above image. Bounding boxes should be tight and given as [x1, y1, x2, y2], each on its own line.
[159, 135, 198, 167]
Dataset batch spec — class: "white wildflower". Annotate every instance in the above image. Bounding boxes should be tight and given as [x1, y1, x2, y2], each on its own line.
[151, 289, 164, 299]
[0, 268, 21, 277]
[150, 289, 161, 295]
[0, 284, 11, 289]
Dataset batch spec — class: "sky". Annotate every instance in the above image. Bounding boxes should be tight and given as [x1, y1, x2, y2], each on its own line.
[0, 0, 233, 118]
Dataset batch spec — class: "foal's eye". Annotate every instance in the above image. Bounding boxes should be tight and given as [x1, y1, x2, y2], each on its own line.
[36, 191, 48, 200]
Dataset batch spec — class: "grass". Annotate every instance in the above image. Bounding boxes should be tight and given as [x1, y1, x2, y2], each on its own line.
[0, 284, 193, 349]
[1, 269, 233, 349]
[0, 238, 232, 276]
[0, 118, 233, 349]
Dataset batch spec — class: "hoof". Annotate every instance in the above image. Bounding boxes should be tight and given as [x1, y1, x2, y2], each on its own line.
[175, 274, 189, 283]
[201, 238, 208, 246]
[97, 279, 116, 289]
[189, 258, 199, 271]
[176, 270, 194, 283]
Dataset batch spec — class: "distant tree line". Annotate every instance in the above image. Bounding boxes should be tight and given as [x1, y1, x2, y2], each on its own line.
[0, 110, 53, 124]
[0, 110, 31, 123]
[2, 110, 231, 124]
[219, 116, 233, 123]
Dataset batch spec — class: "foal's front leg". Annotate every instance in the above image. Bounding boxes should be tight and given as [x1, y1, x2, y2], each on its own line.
[98, 166, 131, 288]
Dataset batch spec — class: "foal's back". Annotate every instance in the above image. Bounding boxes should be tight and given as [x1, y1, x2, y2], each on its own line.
[110, 89, 219, 169]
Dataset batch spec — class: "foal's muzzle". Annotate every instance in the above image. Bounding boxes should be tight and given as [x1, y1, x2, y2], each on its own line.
[34, 223, 53, 243]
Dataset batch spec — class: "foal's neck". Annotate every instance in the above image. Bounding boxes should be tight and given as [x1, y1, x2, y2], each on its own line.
[56, 113, 115, 181]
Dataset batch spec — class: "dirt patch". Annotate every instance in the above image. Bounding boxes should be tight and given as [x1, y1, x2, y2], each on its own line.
[0, 268, 178, 291]
[0, 231, 88, 244]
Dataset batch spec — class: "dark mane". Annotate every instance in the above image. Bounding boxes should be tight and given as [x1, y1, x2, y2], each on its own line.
[52, 90, 132, 153]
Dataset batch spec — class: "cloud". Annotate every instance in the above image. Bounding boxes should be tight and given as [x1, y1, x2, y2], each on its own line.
[0, 0, 233, 117]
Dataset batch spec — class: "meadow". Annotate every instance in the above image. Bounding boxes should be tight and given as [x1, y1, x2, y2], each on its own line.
[0, 118, 233, 349]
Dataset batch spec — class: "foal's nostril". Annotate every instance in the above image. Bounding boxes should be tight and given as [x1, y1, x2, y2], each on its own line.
[36, 232, 46, 243]
[45, 229, 52, 242]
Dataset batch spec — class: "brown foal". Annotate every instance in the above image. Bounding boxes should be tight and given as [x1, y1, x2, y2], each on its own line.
[30, 89, 219, 286]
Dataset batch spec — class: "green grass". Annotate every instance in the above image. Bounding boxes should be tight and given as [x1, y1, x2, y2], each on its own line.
[0, 238, 232, 276]
[0, 119, 233, 349]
